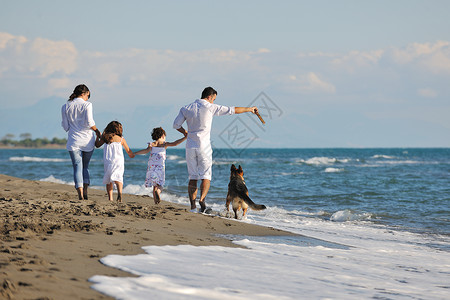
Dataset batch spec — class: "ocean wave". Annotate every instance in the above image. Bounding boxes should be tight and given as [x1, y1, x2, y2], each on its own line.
[10, 156, 70, 163]
[122, 184, 153, 196]
[279, 171, 304, 176]
[212, 160, 238, 166]
[324, 167, 344, 173]
[295, 157, 350, 166]
[372, 154, 396, 159]
[122, 184, 189, 205]
[39, 175, 73, 185]
[166, 155, 183, 161]
[376, 160, 421, 165]
[330, 209, 372, 222]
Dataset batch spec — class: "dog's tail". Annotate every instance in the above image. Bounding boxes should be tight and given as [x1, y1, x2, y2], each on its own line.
[241, 193, 266, 210]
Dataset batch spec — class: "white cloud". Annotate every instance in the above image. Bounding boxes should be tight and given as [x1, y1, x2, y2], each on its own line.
[29, 38, 78, 77]
[331, 49, 384, 71]
[284, 72, 336, 94]
[417, 88, 438, 98]
[0, 32, 449, 112]
[0, 32, 449, 147]
[390, 41, 447, 63]
[304, 72, 336, 93]
[257, 48, 271, 54]
[0, 32, 78, 78]
[388, 41, 450, 73]
[326, 41, 450, 75]
[0, 32, 28, 49]
[48, 77, 72, 91]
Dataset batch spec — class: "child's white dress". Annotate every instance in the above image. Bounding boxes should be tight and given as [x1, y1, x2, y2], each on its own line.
[103, 138, 124, 184]
[145, 146, 166, 187]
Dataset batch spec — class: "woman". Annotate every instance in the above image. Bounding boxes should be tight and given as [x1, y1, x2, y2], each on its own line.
[61, 84, 101, 200]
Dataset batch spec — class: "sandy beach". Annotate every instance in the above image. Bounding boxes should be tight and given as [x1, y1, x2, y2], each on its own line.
[0, 174, 292, 300]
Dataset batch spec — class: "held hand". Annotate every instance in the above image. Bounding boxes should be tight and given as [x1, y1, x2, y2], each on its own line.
[253, 107, 266, 124]
[251, 106, 258, 114]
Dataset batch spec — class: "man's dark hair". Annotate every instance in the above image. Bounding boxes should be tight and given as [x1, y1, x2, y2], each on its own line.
[201, 87, 217, 99]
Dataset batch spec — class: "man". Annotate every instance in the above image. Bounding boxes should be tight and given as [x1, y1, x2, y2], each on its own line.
[173, 87, 258, 212]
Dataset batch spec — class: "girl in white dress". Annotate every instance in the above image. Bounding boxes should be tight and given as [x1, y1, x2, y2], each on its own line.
[96, 121, 135, 202]
[135, 127, 186, 204]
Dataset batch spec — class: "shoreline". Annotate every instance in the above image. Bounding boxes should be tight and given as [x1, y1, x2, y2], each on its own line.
[0, 145, 66, 149]
[0, 174, 294, 299]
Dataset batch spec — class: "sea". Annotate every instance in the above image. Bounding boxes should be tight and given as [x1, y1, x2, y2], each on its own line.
[1, 148, 449, 299]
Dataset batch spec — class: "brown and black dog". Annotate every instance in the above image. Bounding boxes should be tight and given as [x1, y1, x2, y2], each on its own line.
[226, 164, 266, 219]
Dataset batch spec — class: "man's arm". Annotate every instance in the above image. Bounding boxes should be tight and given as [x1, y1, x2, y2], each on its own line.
[176, 127, 188, 137]
[235, 106, 258, 114]
[95, 134, 105, 148]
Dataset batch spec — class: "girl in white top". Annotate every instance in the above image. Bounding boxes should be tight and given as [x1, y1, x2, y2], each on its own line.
[135, 127, 186, 204]
[96, 121, 134, 202]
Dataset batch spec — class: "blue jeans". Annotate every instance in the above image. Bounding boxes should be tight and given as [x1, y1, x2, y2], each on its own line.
[69, 149, 94, 188]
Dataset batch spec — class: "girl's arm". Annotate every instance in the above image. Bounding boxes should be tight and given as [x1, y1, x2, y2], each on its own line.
[95, 133, 105, 148]
[134, 144, 152, 155]
[165, 135, 187, 148]
[121, 138, 135, 158]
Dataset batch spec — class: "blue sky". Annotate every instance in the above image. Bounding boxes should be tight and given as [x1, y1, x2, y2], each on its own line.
[1, 0, 449, 148]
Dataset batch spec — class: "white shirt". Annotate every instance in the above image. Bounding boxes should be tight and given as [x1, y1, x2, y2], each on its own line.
[61, 98, 96, 151]
[173, 99, 235, 149]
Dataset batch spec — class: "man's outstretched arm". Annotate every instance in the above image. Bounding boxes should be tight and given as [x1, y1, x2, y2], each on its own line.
[235, 106, 258, 114]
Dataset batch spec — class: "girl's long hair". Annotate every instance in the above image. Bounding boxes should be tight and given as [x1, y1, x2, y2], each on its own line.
[102, 121, 123, 144]
[69, 84, 90, 101]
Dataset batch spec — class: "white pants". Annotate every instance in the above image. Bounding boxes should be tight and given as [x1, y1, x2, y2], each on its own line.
[186, 147, 212, 180]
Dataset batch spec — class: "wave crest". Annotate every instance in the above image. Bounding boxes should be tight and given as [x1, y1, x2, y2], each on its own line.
[10, 156, 70, 163]
[330, 209, 372, 222]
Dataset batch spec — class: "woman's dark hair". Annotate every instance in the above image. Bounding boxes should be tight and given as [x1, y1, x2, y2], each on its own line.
[69, 84, 90, 101]
[201, 87, 217, 99]
[102, 121, 123, 143]
[151, 127, 166, 141]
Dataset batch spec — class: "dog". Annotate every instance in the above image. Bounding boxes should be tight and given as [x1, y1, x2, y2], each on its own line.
[226, 164, 266, 219]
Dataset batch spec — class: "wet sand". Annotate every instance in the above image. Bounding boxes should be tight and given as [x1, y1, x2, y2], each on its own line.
[0, 174, 292, 299]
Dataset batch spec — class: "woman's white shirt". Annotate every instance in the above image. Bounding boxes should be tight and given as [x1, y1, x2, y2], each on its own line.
[61, 98, 96, 151]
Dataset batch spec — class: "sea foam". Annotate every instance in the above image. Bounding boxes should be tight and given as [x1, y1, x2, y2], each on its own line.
[90, 221, 450, 300]
[40, 175, 73, 185]
[295, 157, 351, 166]
[10, 156, 70, 163]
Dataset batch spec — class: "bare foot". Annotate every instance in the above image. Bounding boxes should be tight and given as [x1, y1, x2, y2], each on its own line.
[117, 194, 122, 203]
[154, 191, 161, 204]
[199, 201, 206, 213]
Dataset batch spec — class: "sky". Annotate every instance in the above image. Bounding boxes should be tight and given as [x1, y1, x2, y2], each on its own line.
[1, 0, 449, 148]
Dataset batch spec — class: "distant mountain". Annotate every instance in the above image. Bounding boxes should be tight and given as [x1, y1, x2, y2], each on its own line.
[0, 97, 67, 140]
